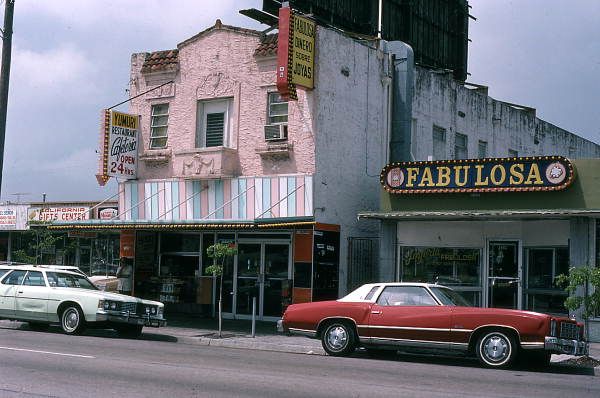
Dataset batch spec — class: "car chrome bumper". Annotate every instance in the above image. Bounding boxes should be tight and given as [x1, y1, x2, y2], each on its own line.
[96, 311, 167, 328]
[277, 319, 284, 332]
[544, 336, 589, 356]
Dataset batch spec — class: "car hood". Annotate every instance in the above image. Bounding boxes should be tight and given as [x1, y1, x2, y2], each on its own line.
[53, 288, 162, 306]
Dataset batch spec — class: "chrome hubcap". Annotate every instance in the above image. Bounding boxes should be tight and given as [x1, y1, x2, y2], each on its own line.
[483, 335, 509, 362]
[63, 309, 79, 332]
[326, 326, 348, 351]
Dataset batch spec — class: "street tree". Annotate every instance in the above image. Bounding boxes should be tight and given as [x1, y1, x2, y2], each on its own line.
[205, 242, 237, 338]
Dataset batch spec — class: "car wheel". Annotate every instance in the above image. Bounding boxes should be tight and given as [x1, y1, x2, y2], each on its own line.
[321, 321, 356, 357]
[476, 330, 517, 368]
[116, 325, 143, 338]
[60, 305, 86, 335]
[28, 322, 50, 332]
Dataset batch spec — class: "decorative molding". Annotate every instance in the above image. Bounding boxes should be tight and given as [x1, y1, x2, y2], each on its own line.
[182, 154, 215, 176]
[140, 148, 172, 163]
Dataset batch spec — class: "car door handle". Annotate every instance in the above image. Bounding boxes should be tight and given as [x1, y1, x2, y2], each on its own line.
[371, 310, 382, 314]
[17, 290, 23, 294]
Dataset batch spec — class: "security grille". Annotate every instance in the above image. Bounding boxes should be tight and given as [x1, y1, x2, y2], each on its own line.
[559, 322, 580, 340]
[347, 237, 379, 292]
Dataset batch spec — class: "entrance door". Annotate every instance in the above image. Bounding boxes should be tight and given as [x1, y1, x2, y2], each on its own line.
[487, 241, 521, 309]
[234, 242, 291, 320]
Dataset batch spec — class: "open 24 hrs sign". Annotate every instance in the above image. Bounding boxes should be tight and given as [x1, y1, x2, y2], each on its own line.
[108, 110, 139, 179]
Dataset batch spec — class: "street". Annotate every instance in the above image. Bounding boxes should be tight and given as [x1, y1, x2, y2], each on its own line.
[0, 326, 598, 398]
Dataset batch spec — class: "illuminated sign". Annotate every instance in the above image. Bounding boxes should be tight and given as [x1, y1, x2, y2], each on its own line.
[277, 6, 316, 100]
[97, 109, 139, 185]
[380, 156, 574, 194]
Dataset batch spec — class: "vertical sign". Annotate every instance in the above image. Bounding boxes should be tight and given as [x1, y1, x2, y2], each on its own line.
[276, 6, 294, 99]
[290, 15, 315, 89]
[108, 110, 139, 179]
[277, 7, 316, 100]
[97, 109, 139, 185]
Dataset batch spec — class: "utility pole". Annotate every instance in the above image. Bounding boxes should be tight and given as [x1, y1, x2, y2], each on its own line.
[0, 0, 15, 199]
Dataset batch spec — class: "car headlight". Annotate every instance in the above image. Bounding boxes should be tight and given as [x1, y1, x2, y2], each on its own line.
[550, 319, 557, 336]
[103, 300, 119, 311]
[98, 299, 105, 310]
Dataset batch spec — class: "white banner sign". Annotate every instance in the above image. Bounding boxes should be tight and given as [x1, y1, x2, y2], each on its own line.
[0, 205, 29, 230]
[28, 207, 90, 222]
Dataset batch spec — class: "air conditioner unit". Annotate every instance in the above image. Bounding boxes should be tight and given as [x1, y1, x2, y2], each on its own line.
[264, 124, 288, 141]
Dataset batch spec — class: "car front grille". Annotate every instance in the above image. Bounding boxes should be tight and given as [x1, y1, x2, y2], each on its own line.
[121, 302, 137, 314]
[136, 303, 158, 315]
[559, 322, 580, 340]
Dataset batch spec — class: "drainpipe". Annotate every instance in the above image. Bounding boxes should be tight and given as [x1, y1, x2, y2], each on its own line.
[382, 41, 414, 162]
[377, 40, 414, 283]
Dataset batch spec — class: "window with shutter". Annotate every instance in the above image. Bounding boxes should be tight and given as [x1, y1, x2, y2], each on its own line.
[196, 99, 233, 148]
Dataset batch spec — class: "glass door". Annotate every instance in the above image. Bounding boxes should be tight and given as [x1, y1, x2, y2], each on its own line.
[235, 243, 261, 316]
[234, 241, 291, 320]
[487, 241, 521, 309]
[263, 244, 291, 318]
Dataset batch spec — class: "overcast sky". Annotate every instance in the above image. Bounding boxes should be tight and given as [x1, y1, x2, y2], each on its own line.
[0, 0, 598, 204]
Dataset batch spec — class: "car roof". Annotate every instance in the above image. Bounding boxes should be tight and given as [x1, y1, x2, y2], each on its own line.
[358, 282, 446, 289]
[0, 264, 85, 276]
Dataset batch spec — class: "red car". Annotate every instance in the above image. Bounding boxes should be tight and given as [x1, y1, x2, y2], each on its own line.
[277, 283, 589, 368]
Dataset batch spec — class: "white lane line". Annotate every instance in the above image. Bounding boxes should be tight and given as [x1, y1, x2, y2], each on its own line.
[0, 346, 95, 359]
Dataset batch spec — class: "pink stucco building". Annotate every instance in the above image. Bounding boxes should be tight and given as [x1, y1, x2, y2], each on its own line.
[111, 20, 386, 320]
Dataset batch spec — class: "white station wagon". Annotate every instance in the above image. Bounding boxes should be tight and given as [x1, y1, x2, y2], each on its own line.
[0, 265, 166, 337]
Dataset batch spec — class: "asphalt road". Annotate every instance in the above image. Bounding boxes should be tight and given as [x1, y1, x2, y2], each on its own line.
[0, 326, 598, 398]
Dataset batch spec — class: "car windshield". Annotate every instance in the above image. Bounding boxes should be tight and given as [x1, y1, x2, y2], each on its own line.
[429, 286, 472, 307]
[46, 272, 98, 290]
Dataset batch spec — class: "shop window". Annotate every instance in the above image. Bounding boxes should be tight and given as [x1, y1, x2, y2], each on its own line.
[432, 125, 446, 160]
[150, 103, 169, 149]
[201, 233, 216, 274]
[524, 247, 569, 315]
[454, 132, 468, 159]
[196, 98, 233, 148]
[400, 247, 481, 305]
[161, 233, 200, 253]
[508, 148, 518, 157]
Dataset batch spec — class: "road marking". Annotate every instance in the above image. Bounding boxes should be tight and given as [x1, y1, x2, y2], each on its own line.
[0, 346, 95, 359]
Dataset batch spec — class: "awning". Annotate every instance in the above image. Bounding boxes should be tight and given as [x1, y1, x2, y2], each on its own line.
[357, 209, 600, 222]
[46, 217, 315, 231]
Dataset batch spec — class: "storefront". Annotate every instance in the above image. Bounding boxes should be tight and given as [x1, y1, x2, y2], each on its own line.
[359, 157, 600, 340]
[49, 220, 340, 321]
[1, 202, 120, 277]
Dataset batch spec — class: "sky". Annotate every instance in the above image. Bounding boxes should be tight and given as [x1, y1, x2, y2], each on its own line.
[0, 0, 598, 204]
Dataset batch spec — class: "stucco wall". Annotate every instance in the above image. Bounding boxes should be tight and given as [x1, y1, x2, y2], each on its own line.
[311, 27, 388, 294]
[411, 67, 600, 160]
[128, 26, 316, 181]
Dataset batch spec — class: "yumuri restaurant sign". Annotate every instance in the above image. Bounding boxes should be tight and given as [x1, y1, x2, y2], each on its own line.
[381, 156, 574, 194]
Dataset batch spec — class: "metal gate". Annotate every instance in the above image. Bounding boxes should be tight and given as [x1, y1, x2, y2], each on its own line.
[347, 237, 379, 292]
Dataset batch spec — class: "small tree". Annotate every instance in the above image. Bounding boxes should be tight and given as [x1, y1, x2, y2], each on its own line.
[556, 265, 600, 343]
[205, 242, 237, 338]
